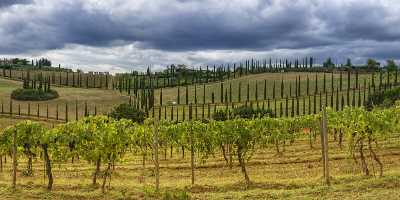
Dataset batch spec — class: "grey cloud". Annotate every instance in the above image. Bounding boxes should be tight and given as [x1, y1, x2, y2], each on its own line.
[0, 0, 400, 70]
[0, 0, 31, 8]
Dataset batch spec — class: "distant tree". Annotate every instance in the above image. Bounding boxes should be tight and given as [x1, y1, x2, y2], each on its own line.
[367, 58, 379, 70]
[386, 59, 398, 72]
[323, 58, 334, 68]
[345, 58, 352, 67]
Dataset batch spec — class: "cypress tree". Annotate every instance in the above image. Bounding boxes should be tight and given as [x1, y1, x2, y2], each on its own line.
[246, 82, 250, 102]
[225, 89, 228, 105]
[263, 80, 267, 100]
[355, 70, 359, 89]
[160, 88, 163, 106]
[285, 98, 288, 117]
[336, 88, 339, 111]
[313, 95, 316, 114]
[314, 73, 318, 95]
[66, 72, 69, 86]
[371, 72, 375, 91]
[298, 76, 301, 97]
[255, 81, 258, 101]
[229, 83, 232, 103]
[203, 84, 206, 104]
[233, 64, 236, 78]
[306, 75, 309, 95]
[238, 82, 242, 102]
[347, 70, 351, 91]
[323, 73, 326, 93]
[291, 98, 294, 117]
[177, 87, 180, 104]
[358, 86, 361, 107]
[194, 85, 197, 104]
[272, 81, 276, 99]
[220, 82, 224, 103]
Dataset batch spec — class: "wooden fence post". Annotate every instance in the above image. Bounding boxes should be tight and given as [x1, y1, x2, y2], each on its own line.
[153, 120, 160, 192]
[320, 105, 330, 185]
[12, 128, 17, 191]
[189, 104, 195, 185]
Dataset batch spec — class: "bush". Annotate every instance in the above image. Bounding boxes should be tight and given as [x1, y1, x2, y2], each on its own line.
[109, 103, 145, 123]
[213, 109, 229, 121]
[11, 88, 59, 101]
[366, 87, 400, 109]
[212, 105, 275, 120]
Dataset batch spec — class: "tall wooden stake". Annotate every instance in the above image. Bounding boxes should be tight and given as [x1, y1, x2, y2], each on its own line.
[12, 128, 17, 191]
[153, 120, 160, 192]
[320, 105, 330, 185]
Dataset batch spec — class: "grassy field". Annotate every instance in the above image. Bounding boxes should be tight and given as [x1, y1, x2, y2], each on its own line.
[0, 127, 398, 200]
[0, 71, 388, 121]
[0, 78, 129, 121]
[0, 72, 399, 199]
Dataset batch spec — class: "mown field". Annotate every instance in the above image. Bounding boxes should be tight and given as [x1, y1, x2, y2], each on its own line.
[0, 78, 129, 121]
[153, 72, 374, 105]
[0, 123, 398, 200]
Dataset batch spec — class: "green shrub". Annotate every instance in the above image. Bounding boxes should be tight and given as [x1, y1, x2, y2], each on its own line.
[366, 87, 400, 109]
[212, 105, 275, 120]
[109, 103, 145, 123]
[213, 109, 229, 121]
[11, 88, 59, 101]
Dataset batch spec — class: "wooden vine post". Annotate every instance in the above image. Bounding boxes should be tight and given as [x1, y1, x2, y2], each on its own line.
[320, 105, 330, 185]
[153, 116, 160, 192]
[189, 104, 195, 185]
[12, 128, 17, 191]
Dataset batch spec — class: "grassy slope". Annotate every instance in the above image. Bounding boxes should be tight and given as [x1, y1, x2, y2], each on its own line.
[0, 78, 129, 120]
[154, 72, 374, 105]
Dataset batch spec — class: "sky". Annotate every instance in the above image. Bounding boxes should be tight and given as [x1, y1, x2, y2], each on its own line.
[0, 0, 399, 73]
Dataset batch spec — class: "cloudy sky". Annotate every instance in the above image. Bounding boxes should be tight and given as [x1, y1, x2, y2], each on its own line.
[0, 0, 399, 73]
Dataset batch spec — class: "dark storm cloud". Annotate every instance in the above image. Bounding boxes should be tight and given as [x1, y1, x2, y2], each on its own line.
[0, 0, 400, 68]
[0, 0, 31, 7]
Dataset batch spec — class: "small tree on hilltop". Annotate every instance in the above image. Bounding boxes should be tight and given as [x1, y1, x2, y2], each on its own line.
[367, 58, 379, 71]
[386, 59, 398, 72]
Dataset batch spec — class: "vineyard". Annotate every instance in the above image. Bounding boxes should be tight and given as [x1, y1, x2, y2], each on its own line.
[0, 105, 399, 199]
